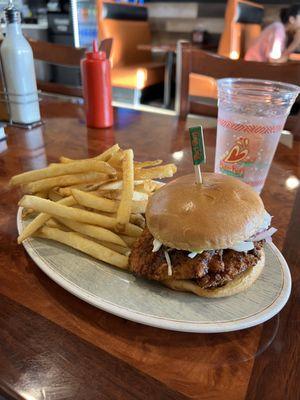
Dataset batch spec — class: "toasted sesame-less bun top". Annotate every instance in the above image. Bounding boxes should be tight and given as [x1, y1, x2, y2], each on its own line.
[146, 173, 265, 251]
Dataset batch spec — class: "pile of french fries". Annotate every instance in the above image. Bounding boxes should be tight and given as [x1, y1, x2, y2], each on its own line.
[11, 144, 177, 269]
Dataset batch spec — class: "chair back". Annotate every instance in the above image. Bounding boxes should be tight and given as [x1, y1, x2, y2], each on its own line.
[100, 2, 152, 68]
[28, 38, 86, 97]
[178, 43, 300, 120]
[29, 38, 86, 67]
[218, 0, 264, 59]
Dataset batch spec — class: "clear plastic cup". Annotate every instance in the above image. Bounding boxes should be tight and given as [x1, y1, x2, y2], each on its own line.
[214, 78, 300, 192]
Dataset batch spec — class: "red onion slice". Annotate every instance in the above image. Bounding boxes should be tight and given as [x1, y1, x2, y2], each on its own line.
[249, 227, 277, 242]
[164, 250, 172, 276]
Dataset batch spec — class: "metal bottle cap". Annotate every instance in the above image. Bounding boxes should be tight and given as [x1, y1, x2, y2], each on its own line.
[4, 2, 21, 24]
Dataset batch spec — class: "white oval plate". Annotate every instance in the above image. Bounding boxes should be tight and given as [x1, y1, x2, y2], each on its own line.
[17, 208, 291, 333]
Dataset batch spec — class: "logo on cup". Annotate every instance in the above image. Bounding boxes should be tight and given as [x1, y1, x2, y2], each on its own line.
[223, 137, 249, 163]
[220, 137, 250, 178]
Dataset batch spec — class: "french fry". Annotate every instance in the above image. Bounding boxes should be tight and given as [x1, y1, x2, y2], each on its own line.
[134, 184, 146, 193]
[97, 240, 131, 256]
[48, 188, 63, 202]
[129, 213, 145, 228]
[144, 179, 163, 193]
[20, 195, 116, 228]
[46, 218, 67, 230]
[58, 185, 90, 198]
[56, 217, 127, 247]
[97, 189, 148, 202]
[57, 187, 82, 197]
[15, 144, 178, 270]
[36, 226, 128, 269]
[134, 181, 164, 195]
[10, 159, 116, 187]
[18, 196, 76, 243]
[134, 160, 162, 168]
[71, 189, 117, 213]
[132, 191, 148, 201]
[20, 192, 48, 219]
[59, 144, 120, 164]
[23, 172, 109, 194]
[116, 149, 134, 229]
[59, 178, 117, 197]
[85, 180, 116, 190]
[48, 161, 115, 176]
[134, 164, 177, 180]
[55, 179, 117, 197]
[98, 180, 144, 191]
[131, 200, 147, 214]
[35, 191, 48, 198]
[59, 156, 73, 164]
[107, 150, 124, 169]
[72, 189, 146, 214]
[58, 187, 86, 198]
[22, 208, 36, 220]
[98, 180, 123, 190]
[57, 182, 93, 195]
[19, 195, 142, 237]
[119, 235, 137, 247]
[95, 144, 121, 161]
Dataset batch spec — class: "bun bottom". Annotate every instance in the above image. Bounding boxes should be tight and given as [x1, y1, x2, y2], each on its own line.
[163, 249, 265, 298]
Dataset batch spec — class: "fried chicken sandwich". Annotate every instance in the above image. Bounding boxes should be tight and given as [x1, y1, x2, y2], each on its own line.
[129, 173, 276, 298]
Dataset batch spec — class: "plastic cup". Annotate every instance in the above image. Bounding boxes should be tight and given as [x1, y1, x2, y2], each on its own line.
[214, 78, 300, 192]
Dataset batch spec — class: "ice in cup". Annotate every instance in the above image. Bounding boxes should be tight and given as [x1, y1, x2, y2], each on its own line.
[214, 78, 300, 192]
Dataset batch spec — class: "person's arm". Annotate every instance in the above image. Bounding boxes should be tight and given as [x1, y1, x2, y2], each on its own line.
[281, 29, 300, 58]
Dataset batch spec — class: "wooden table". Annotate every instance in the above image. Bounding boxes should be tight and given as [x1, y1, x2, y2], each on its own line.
[0, 96, 299, 400]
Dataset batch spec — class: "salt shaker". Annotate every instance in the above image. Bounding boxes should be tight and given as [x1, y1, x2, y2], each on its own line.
[0, 2, 41, 124]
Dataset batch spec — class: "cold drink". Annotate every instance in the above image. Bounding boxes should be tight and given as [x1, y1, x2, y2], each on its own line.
[215, 79, 299, 192]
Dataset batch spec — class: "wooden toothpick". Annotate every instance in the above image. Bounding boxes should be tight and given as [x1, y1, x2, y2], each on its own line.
[194, 164, 203, 184]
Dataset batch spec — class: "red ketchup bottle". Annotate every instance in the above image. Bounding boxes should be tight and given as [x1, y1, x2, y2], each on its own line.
[81, 40, 113, 128]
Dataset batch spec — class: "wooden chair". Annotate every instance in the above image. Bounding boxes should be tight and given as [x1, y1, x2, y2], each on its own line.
[26, 38, 113, 98]
[177, 43, 300, 134]
[27, 38, 86, 97]
[186, 0, 264, 107]
[99, 2, 164, 99]
[218, 0, 264, 60]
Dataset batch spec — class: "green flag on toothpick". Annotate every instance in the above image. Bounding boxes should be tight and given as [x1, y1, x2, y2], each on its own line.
[189, 126, 206, 165]
[189, 126, 206, 184]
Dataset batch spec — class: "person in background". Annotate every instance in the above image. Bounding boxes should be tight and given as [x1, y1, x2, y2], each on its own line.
[245, 4, 300, 62]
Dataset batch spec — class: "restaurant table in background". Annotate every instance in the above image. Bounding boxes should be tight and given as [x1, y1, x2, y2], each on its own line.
[0, 95, 299, 400]
[138, 42, 216, 109]
[138, 44, 176, 109]
[289, 53, 300, 61]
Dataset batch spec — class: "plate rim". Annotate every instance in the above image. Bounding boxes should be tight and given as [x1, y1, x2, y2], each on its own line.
[17, 207, 292, 333]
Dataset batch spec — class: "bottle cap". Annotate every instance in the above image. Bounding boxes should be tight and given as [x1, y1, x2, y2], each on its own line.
[4, 2, 21, 24]
[86, 39, 106, 60]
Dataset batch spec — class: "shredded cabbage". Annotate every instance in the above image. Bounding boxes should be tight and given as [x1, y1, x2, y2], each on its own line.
[152, 238, 162, 252]
[188, 252, 198, 259]
[230, 241, 254, 252]
[260, 211, 272, 231]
